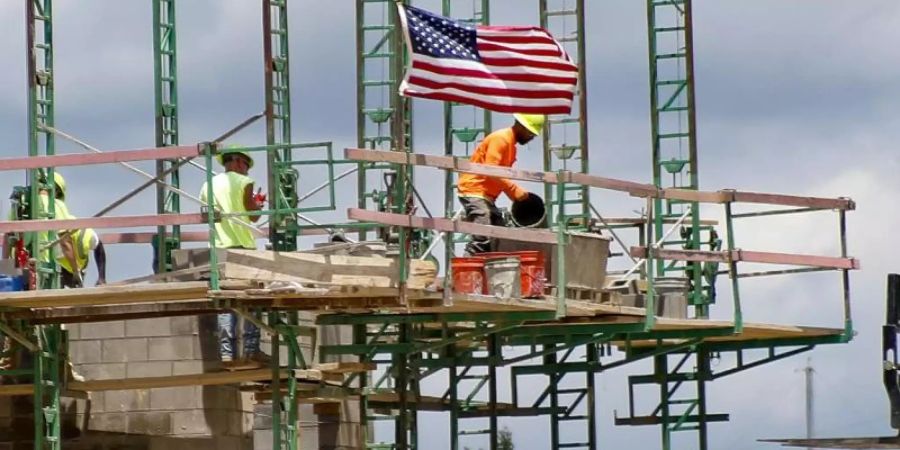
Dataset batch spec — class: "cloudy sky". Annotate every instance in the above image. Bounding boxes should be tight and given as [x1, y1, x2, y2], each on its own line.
[1, 1, 898, 449]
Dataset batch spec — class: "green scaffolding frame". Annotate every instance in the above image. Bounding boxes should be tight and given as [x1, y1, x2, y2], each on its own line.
[1, 2, 860, 450]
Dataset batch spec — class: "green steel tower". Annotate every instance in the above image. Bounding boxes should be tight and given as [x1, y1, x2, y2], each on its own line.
[540, 0, 590, 228]
[152, 0, 181, 273]
[26, 1, 64, 450]
[264, 0, 299, 251]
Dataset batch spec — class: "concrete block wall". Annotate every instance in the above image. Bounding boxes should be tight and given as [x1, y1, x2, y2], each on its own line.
[0, 313, 361, 449]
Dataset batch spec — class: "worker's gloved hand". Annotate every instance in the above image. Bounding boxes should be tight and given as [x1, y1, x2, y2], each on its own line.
[253, 188, 267, 209]
[514, 190, 531, 202]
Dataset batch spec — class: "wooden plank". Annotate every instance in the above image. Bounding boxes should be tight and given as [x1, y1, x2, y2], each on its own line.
[731, 191, 855, 211]
[631, 247, 859, 270]
[0, 213, 208, 234]
[314, 362, 376, 374]
[100, 227, 330, 244]
[174, 249, 438, 289]
[0, 281, 209, 308]
[66, 368, 322, 392]
[568, 172, 658, 196]
[348, 208, 558, 244]
[345, 148, 561, 185]
[11, 300, 216, 324]
[737, 250, 860, 270]
[660, 188, 732, 204]
[345, 149, 855, 209]
[630, 247, 732, 264]
[0, 145, 199, 171]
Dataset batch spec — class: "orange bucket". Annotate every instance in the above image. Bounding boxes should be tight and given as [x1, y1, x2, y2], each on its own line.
[451, 257, 486, 295]
[512, 251, 545, 298]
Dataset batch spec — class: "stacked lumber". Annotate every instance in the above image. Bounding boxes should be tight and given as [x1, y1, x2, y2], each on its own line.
[172, 248, 438, 290]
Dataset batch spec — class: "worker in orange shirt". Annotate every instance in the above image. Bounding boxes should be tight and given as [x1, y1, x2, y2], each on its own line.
[457, 114, 545, 255]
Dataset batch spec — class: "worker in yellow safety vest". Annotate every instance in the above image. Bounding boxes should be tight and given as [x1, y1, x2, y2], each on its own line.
[199, 146, 268, 365]
[57, 227, 107, 288]
[457, 114, 544, 255]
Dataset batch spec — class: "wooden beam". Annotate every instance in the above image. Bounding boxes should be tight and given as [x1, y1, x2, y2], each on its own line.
[345, 148, 562, 185]
[346, 149, 853, 209]
[66, 368, 322, 392]
[0, 213, 209, 234]
[0, 281, 210, 308]
[631, 247, 860, 270]
[347, 208, 558, 244]
[731, 191, 855, 211]
[99, 227, 332, 244]
[0, 145, 199, 171]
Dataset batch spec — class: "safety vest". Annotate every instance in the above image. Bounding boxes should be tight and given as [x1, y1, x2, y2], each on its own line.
[7, 194, 72, 263]
[57, 228, 95, 274]
[199, 172, 256, 249]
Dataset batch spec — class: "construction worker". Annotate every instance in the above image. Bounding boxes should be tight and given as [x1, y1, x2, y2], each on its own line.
[199, 146, 268, 365]
[457, 114, 545, 255]
[57, 228, 106, 288]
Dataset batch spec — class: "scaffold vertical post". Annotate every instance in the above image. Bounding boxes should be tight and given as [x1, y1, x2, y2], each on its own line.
[152, 0, 181, 274]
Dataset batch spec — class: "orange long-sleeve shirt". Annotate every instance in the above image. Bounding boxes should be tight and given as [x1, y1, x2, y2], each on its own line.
[457, 128, 528, 202]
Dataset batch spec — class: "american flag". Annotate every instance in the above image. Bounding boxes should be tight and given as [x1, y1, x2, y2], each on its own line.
[397, 5, 578, 115]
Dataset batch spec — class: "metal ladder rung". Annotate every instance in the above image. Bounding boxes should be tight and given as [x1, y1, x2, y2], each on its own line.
[656, 52, 687, 60]
[652, 0, 687, 7]
[364, 53, 396, 59]
[660, 106, 690, 112]
[459, 429, 490, 435]
[363, 80, 396, 87]
[658, 132, 690, 139]
[657, 79, 687, 86]
[362, 25, 393, 31]
[557, 388, 587, 394]
[558, 415, 589, 421]
[545, 9, 577, 17]
[558, 443, 590, 449]
[655, 26, 685, 33]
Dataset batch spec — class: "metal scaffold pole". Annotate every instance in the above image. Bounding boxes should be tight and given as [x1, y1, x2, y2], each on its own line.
[264, 0, 298, 252]
[646, 0, 713, 318]
[26, 1, 63, 449]
[442, 0, 491, 303]
[152, 0, 181, 273]
[540, 0, 589, 227]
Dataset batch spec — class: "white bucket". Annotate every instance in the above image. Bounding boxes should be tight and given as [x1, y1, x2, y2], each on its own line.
[484, 256, 521, 299]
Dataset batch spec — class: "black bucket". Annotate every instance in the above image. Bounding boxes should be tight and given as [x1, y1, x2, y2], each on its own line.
[510, 193, 547, 228]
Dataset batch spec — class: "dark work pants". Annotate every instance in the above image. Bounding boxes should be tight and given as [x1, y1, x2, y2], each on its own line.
[459, 196, 504, 256]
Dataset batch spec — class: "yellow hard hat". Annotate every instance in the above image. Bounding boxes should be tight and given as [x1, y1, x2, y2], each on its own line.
[53, 172, 66, 198]
[216, 145, 254, 169]
[513, 113, 546, 136]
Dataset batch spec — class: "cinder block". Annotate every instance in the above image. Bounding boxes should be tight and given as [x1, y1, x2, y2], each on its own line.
[170, 316, 199, 336]
[80, 321, 125, 339]
[127, 411, 173, 435]
[172, 360, 205, 375]
[78, 363, 126, 380]
[101, 337, 149, 363]
[148, 336, 194, 361]
[86, 412, 127, 433]
[66, 324, 80, 341]
[213, 436, 247, 450]
[149, 386, 200, 410]
[202, 385, 238, 410]
[170, 410, 217, 435]
[126, 318, 173, 338]
[127, 361, 174, 378]
[104, 389, 150, 412]
[68, 340, 102, 364]
[86, 392, 104, 414]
